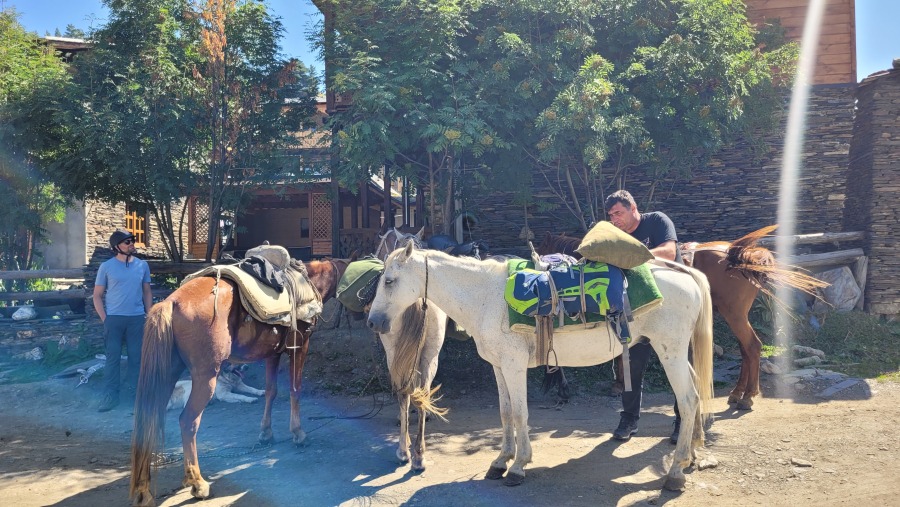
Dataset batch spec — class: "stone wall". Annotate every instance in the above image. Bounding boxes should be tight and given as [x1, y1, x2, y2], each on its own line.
[843, 67, 900, 316]
[85, 199, 190, 261]
[465, 84, 856, 249]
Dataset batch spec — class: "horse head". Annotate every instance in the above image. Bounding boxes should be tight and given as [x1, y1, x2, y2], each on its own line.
[367, 241, 425, 334]
[303, 257, 354, 302]
[375, 227, 426, 261]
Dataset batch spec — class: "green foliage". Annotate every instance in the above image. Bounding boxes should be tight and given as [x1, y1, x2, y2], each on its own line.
[7, 1, 319, 262]
[0, 10, 70, 271]
[322, 0, 798, 231]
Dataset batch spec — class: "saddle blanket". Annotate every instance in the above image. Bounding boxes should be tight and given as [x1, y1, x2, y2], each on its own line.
[505, 260, 663, 334]
[183, 264, 322, 326]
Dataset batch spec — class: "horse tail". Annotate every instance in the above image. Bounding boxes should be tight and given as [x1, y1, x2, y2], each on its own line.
[685, 267, 715, 424]
[130, 300, 176, 501]
[722, 225, 827, 298]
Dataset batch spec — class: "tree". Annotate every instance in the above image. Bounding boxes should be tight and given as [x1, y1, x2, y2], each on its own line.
[321, 0, 507, 234]
[0, 10, 69, 275]
[21, 0, 317, 261]
[320, 0, 797, 233]
[195, 0, 316, 259]
[63, 24, 86, 39]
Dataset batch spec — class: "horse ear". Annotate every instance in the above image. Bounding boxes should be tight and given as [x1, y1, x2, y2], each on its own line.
[415, 226, 425, 240]
[349, 249, 360, 261]
[399, 240, 415, 261]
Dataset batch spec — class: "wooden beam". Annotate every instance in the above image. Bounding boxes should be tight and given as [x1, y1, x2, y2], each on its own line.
[757, 230, 864, 247]
[0, 269, 84, 280]
[786, 248, 865, 270]
[0, 288, 86, 301]
[145, 262, 213, 275]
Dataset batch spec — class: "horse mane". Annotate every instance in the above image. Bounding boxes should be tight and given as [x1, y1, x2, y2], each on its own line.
[536, 232, 583, 258]
[388, 300, 429, 394]
[704, 225, 827, 297]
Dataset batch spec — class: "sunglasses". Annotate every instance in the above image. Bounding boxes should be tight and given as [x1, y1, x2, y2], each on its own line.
[122, 239, 135, 245]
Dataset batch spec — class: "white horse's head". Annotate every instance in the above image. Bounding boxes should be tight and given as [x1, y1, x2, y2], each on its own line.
[367, 241, 425, 334]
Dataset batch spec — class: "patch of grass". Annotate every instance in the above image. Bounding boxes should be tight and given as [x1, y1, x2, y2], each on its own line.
[760, 344, 786, 358]
[795, 311, 900, 379]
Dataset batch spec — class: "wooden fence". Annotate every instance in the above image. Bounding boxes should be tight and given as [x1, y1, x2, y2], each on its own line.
[0, 262, 212, 303]
[0, 231, 868, 307]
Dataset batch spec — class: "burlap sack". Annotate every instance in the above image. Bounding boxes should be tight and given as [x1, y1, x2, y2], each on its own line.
[575, 221, 654, 268]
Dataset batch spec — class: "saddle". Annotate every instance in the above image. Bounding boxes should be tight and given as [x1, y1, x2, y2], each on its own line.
[505, 259, 663, 334]
[183, 245, 323, 328]
[426, 234, 490, 260]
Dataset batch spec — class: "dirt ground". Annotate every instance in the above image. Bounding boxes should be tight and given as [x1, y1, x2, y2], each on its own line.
[1, 306, 899, 507]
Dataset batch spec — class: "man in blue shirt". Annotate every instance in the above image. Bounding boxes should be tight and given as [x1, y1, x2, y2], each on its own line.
[605, 190, 682, 444]
[92, 229, 152, 412]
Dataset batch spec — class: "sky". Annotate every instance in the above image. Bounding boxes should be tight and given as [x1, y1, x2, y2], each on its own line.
[6, 0, 899, 82]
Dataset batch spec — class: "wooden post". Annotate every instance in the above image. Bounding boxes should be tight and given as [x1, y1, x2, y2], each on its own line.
[853, 256, 868, 311]
[383, 163, 393, 228]
[360, 179, 370, 228]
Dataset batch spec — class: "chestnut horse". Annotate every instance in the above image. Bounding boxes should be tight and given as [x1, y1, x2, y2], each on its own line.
[130, 257, 349, 507]
[536, 225, 824, 410]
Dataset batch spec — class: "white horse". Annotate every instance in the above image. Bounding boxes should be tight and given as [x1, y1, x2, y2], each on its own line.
[373, 227, 448, 470]
[367, 243, 715, 491]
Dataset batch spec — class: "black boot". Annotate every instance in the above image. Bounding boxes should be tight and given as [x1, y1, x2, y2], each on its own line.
[613, 415, 638, 441]
[669, 416, 681, 445]
[98, 392, 119, 412]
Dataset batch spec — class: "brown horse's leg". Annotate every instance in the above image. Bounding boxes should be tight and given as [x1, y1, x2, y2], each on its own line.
[259, 355, 280, 445]
[721, 307, 761, 410]
[179, 375, 215, 499]
[288, 332, 311, 446]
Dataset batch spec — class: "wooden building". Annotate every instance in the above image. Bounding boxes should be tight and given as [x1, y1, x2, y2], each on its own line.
[746, 0, 856, 85]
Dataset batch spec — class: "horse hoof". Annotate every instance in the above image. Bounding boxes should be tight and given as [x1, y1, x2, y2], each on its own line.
[485, 466, 506, 480]
[504, 472, 525, 487]
[663, 475, 686, 491]
[411, 458, 426, 472]
[258, 431, 274, 445]
[293, 430, 308, 447]
[190, 481, 210, 499]
[736, 399, 753, 411]
[396, 450, 410, 464]
[131, 489, 156, 507]
[727, 394, 740, 405]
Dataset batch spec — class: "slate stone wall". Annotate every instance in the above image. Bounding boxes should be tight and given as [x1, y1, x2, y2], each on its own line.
[465, 85, 856, 250]
[843, 68, 900, 316]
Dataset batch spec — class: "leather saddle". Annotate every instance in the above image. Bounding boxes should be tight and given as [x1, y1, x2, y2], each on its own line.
[426, 234, 490, 259]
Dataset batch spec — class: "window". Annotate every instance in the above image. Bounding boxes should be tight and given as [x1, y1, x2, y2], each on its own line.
[300, 218, 310, 239]
[125, 203, 148, 247]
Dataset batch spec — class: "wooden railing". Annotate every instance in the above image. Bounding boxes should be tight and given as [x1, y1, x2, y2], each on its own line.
[0, 262, 212, 303]
[759, 230, 867, 311]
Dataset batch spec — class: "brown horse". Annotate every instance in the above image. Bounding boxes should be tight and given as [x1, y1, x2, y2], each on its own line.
[537, 226, 824, 410]
[130, 257, 349, 507]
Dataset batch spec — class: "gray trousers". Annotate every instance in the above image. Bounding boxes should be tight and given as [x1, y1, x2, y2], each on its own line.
[103, 315, 145, 395]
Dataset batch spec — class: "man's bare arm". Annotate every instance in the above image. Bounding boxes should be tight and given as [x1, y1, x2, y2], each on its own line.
[650, 240, 677, 261]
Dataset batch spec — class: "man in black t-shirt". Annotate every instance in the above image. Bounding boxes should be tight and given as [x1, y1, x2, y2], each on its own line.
[605, 190, 682, 444]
